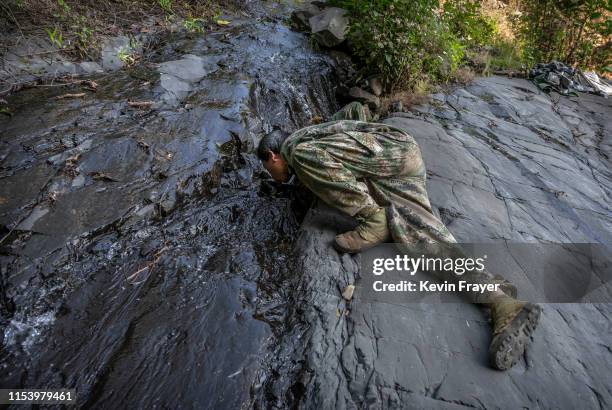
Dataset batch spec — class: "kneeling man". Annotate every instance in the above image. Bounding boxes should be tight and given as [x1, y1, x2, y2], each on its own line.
[257, 103, 541, 370]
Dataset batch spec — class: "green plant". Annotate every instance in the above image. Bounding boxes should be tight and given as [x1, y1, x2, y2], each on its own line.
[515, 0, 611, 70]
[51, 0, 70, 21]
[331, 0, 466, 91]
[183, 16, 205, 33]
[72, 15, 95, 57]
[442, 0, 495, 46]
[489, 38, 525, 71]
[56, 0, 70, 14]
[45, 26, 63, 48]
[158, 0, 173, 14]
[441, 32, 466, 74]
[117, 47, 136, 65]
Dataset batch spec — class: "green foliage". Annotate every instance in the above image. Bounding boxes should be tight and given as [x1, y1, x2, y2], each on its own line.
[442, 0, 495, 46]
[332, 0, 465, 91]
[183, 16, 206, 33]
[333, 0, 609, 92]
[42, 0, 97, 58]
[45, 26, 64, 48]
[72, 15, 95, 57]
[56, 0, 70, 14]
[51, 0, 70, 20]
[158, 0, 173, 14]
[117, 47, 136, 65]
[515, 0, 611, 70]
[489, 38, 525, 71]
[337, 0, 454, 90]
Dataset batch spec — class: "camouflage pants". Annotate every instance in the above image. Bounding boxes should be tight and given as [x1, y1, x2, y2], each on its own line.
[281, 103, 511, 301]
[282, 102, 456, 244]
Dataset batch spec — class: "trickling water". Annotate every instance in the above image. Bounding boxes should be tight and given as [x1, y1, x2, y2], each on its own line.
[0, 3, 340, 408]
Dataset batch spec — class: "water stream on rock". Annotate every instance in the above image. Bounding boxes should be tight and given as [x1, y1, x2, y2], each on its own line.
[0, 3, 339, 407]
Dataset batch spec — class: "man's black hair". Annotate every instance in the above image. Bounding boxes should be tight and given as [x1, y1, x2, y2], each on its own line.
[257, 130, 289, 161]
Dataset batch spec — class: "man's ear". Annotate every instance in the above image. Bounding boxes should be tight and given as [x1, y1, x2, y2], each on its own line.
[269, 150, 280, 162]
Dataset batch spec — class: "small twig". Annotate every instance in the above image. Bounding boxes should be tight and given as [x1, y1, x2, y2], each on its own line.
[126, 246, 169, 284]
[0, 78, 98, 97]
[41, 79, 98, 89]
[128, 100, 154, 109]
[54, 92, 86, 100]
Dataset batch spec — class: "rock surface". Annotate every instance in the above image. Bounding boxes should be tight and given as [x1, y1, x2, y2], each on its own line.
[348, 86, 381, 110]
[0, 6, 340, 408]
[2, 1, 611, 407]
[254, 77, 612, 409]
[367, 76, 383, 96]
[309, 7, 349, 48]
[0, 34, 143, 86]
[291, 2, 323, 31]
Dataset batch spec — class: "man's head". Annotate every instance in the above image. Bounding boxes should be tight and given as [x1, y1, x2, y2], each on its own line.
[257, 130, 289, 183]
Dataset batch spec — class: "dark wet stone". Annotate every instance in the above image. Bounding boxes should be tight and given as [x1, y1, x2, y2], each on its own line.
[0, 5, 338, 408]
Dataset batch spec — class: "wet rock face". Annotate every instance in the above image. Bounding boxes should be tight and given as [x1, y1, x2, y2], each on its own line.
[255, 78, 612, 408]
[0, 5, 338, 408]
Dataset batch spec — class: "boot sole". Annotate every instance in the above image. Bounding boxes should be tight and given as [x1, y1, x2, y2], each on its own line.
[489, 303, 541, 370]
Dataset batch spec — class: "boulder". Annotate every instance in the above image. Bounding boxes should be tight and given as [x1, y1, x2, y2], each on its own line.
[348, 86, 380, 110]
[389, 100, 403, 112]
[309, 7, 348, 48]
[366, 76, 383, 96]
[291, 3, 322, 31]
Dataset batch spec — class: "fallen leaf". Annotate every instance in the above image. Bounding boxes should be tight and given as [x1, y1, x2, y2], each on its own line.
[216, 19, 231, 25]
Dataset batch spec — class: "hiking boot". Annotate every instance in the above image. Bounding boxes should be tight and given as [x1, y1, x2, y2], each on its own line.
[493, 274, 518, 299]
[334, 207, 390, 254]
[488, 298, 541, 370]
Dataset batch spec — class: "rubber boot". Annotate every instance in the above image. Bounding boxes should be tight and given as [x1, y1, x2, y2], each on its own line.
[488, 297, 541, 370]
[334, 207, 390, 254]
